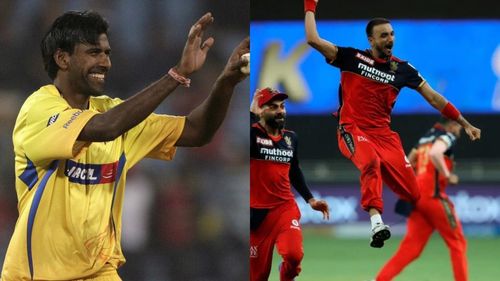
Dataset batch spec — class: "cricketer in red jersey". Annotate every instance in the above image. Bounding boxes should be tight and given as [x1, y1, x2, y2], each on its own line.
[376, 119, 468, 281]
[304, 0, 481, 248]
[250, 88, 329, 281]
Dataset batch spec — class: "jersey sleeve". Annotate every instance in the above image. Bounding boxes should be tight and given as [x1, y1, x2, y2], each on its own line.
[328, 47, 356, 69]
[404, 62, 426, 89]
[288, 132, 313, 202]
[436, 132, 457, 149]
[22, 96, 98, 164]
[123, 113, 186, 167]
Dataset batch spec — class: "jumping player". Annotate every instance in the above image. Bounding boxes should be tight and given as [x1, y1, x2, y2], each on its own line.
[1, 11, 249, 280]
[304, 0, 481, 248]
[375, 118, 468, 281]
[250, 88, 330, 281]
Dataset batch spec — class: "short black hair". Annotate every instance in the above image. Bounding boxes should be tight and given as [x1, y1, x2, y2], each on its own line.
[366, 18, 391, 37]
[40, 11, 109, 80]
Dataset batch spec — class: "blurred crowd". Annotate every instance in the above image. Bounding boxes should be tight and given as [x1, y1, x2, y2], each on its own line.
[0, 1, 249, 280]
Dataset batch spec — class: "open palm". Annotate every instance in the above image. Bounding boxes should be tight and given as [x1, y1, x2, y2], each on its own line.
[177, 12, 215, 76]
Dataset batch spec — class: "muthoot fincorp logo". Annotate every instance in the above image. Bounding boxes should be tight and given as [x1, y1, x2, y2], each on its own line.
[358, 63, 395, 83]
[260, 147, 294, 163]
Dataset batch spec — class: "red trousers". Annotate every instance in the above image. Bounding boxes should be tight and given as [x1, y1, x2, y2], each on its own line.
[376, 196, 468, 281]
[250, 200, 303, 281]
[337, 124, 420, 213]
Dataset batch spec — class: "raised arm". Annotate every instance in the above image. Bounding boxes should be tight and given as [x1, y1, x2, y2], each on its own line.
[417, 83, 481, 141]
[78, 13, 215, 142]
[174, 37, 250, 147]
[304, 0, 338, 62]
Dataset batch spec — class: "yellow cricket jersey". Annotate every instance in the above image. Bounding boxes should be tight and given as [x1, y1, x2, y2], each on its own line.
[1, 85, 185, 280]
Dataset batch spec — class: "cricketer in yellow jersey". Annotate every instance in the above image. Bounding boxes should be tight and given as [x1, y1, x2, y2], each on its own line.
[1, 10, 249, 281]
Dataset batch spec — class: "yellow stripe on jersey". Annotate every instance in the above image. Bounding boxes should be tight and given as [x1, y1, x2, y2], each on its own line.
[2, 85, 185, 280]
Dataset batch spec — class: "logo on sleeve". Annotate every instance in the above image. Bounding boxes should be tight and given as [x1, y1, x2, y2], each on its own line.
[47, 113, 60, 126]
[65, 160, 119, 184]
[356, 52, 374, 65]
[63, 110, 83, 129]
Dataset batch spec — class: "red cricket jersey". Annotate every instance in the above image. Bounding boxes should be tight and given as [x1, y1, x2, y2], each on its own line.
[250, 123, 298, 208]
[413, 124, 457, 198]
[330, 47, 425, 128]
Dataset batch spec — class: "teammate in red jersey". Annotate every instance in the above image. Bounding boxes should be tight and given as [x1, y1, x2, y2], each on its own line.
[304, 0, 481, 248]
[250, 88, 330, 281]
[375, 118, 467, 281]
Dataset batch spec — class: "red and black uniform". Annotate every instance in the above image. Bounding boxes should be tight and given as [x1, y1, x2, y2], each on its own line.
[377, 124, 467, 281]
[330, 47, 425, 213]
[250, 113, 313, 281]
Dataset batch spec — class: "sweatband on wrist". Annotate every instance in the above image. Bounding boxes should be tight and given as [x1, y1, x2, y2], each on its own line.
[304, 0, 317, 13]
[168, 68, 191, 87]
[441, 102, 460, 120]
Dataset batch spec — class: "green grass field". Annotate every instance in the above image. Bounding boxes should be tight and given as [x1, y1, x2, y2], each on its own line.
[268, 229, 500, 281]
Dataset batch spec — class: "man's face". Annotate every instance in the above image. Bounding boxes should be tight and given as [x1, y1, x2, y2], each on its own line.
[261, 99, 286, 130]
[67, 33, 112, 96]
[369, 23, 395, 59]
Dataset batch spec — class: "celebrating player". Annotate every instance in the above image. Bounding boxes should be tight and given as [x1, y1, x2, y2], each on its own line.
[1, 11, 249, 281]
[304, 0, 481, 248]
[375, 118, 468, 281]
[250, 88, 330, 281]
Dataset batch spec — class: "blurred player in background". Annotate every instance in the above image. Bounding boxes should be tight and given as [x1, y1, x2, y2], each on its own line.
[250, 88, 330, 281]
[1, 10, 249, 281]
[375, 118, 468, 281]
[304, 0, 481, 247]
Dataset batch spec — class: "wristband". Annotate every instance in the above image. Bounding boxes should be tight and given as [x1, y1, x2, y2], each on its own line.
[441, 102, 460, 121]
[168, 68, 191, 87]
[304, 0, 317, 13]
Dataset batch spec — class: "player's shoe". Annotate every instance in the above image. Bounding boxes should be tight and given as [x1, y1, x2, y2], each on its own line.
[278, 262, 295, 281]
[370, 224, 391, 248]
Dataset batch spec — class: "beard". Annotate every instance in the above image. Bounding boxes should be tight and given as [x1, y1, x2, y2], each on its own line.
[375, 43, 393, 59]
[265, 113, 286, 130]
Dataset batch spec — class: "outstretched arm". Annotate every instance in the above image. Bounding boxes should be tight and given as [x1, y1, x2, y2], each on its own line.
[417, 83, 481, 141]
[304, 0, 338, 62]
[175, 37, 250, 147]
[78, 13, 215, 142]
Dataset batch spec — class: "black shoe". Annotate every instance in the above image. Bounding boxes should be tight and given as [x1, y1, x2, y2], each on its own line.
[370, 224, 391, 248]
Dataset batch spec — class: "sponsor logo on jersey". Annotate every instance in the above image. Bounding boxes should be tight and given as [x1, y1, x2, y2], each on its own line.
[389, 61, 399, 73]
[65, 160, 118, 184]
[250, 246, 258, 258]
[358, 62, 395, 83]
[290, 219, 301, 230]
[284, 135, 292, 148]
[256, 136, 273, 146]
[47, 113, 60, 126]
[356, 52, 375, 65]
[63, 110, 83, 129]
[260, 147, 294, 163]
